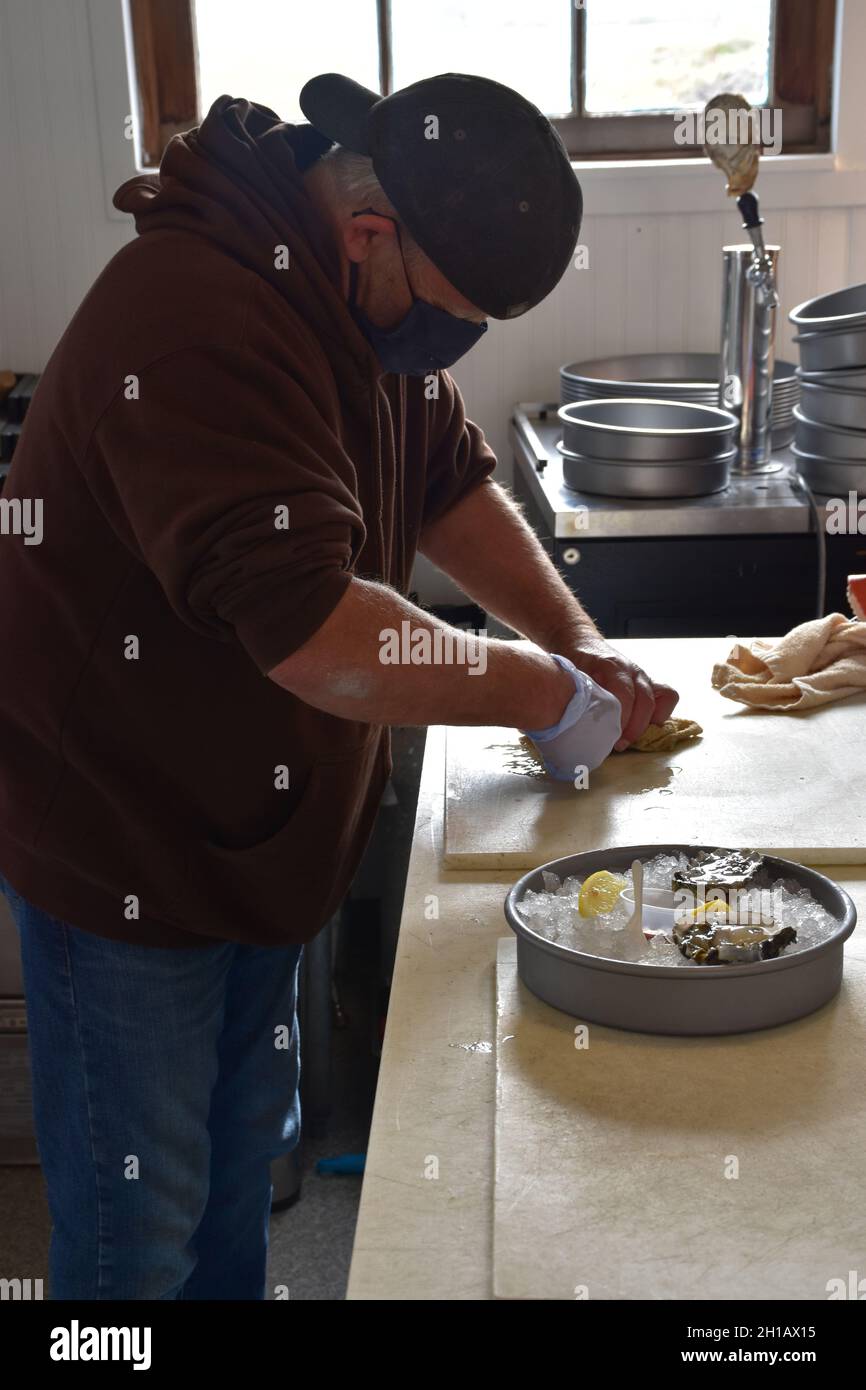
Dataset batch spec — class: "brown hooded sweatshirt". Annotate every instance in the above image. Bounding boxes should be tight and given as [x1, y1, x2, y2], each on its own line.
[0, 96, 496, 948]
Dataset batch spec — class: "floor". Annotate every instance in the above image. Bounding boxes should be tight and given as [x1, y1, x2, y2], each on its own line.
[267, 912, 383, 1300]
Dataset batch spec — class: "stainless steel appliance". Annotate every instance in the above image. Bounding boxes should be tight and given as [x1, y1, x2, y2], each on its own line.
[511, 402, 866, 638]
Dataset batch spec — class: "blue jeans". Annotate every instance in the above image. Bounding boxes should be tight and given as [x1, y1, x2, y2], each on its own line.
[1, 876, 303, 1300]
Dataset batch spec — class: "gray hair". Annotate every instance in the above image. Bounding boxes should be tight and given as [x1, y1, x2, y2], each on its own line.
[318, 145, 426, 274]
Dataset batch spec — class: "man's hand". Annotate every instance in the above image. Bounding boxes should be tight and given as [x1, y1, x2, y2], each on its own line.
[555, 632, 679, 751]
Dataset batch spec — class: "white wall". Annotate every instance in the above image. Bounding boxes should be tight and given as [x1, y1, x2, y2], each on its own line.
[0, 0, 131, 372]
[3, 1, 866, 602]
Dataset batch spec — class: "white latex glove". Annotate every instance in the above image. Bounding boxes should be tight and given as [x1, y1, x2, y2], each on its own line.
[523, 654, 622, 782]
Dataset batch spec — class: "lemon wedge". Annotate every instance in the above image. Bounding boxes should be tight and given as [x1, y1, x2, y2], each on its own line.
[578, 870, 627, 918]
[689, 897, 729, 921]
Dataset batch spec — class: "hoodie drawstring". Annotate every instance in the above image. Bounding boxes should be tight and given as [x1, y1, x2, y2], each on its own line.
[369, 375, 387, 582]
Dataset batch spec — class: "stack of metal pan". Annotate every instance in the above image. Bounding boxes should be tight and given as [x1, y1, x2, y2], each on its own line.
[790, 284, 866, 494]
[556, 397, 739, 498]
[560, 352, 799, 448]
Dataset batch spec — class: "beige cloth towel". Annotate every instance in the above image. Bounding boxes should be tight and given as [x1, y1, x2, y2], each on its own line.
[712, 614, 866, 711]
[630, 717, 703, 751]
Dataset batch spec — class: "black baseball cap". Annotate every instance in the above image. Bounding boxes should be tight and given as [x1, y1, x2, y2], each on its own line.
[298, 72, 582, 320]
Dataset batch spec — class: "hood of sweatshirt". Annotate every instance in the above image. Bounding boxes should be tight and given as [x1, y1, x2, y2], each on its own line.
[113, 94, 376, 383]
[114, 94, 405, 583]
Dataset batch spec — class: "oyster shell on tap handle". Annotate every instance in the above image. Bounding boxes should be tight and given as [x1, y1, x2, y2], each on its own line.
[703, 93, 760, 197]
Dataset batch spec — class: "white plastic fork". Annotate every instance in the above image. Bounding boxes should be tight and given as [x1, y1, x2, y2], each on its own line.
[624, 859, 645, 943]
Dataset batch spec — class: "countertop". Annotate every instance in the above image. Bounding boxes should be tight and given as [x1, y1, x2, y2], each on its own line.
[346, 641, 866, 1300]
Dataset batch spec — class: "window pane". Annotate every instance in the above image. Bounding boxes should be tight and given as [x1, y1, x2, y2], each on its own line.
[585, 0, 773, 114]
[391, 0, 572, 117]
[193, 0, 381, 122]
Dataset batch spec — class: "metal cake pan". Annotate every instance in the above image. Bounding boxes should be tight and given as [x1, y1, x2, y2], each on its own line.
[793, 326, 866, 373]
[798, 380, 866, 431]
[559, 353, 798, 401]
[793, 405, 866, 459]
[557, 444, 734, 498]
[557, 398, 738, 462]
[789, 282, 866, 332]
[504, 844, 856, 1036]
[797, 364, 866, 390]
[559, 355, 797, 448]
[795, 323, 866, 369]
[790, 285, 866, 372]
[790, 445, 866, 495]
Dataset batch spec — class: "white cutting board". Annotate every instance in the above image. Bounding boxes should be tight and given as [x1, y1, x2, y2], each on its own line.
[445, 637, 866, 867]
[493, 931, 866, 1300]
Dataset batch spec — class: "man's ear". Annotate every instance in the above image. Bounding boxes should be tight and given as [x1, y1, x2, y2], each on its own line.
[343, 211, 398, 264]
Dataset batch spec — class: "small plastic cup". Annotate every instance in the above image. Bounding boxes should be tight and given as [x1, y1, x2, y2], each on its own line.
[620, 886, 679, 937]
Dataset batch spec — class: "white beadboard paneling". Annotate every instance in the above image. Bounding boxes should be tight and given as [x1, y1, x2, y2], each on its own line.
[773, 210, 795, 360]
[785, 207, 851, 357]
[778, 210, 819, 357]
[654, 214, 689, 355]
[0, 0, 131, 371]
[17, 3, 68, 358]
[0, 4, 34, 365]
[590, 216, 628, 359]
[780, 210, 819, 307]
[685, 214, 723, 353]
[88, 0, 142, 222]
[816, 209, 850, 296]
[623, 216, 659, 356]
[559, 218, 596, 372]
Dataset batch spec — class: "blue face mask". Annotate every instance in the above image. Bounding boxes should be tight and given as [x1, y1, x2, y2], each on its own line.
[348, 210, 487, 376]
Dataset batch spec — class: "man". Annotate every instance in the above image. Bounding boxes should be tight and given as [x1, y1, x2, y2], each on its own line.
[0, 72, 677, 1299]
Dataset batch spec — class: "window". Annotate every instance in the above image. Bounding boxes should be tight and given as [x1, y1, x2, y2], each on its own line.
[128, 0, 197, 167]
[128, 0, 836, 168]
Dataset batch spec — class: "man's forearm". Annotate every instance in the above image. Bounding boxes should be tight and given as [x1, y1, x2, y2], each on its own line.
[417, 476, 680, 749]
[419, 477, 598, 649]
[268, 577, 574, 730]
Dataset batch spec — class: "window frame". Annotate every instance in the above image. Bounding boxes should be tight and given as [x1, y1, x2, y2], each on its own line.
[128, 0, 197, 169]
[556, 0, 836, 159]
[126, 0, 837, 170]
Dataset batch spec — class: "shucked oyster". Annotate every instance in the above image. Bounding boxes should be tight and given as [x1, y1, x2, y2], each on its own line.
[673, 914, 796, 965]
[672, 848, 764, 901]
[671, 851, 794, 962]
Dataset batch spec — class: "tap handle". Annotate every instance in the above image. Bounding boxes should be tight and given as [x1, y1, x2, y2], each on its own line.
[737, 190, 773, 292]
[737, 191, 762, 230]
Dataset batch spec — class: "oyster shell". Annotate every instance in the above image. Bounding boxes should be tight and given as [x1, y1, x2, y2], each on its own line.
[673, 915, 797, 965]
[672, 848, 764, 902]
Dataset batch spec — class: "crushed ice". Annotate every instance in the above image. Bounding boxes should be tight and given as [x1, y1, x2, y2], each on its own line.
[519, 852, 838, 967]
